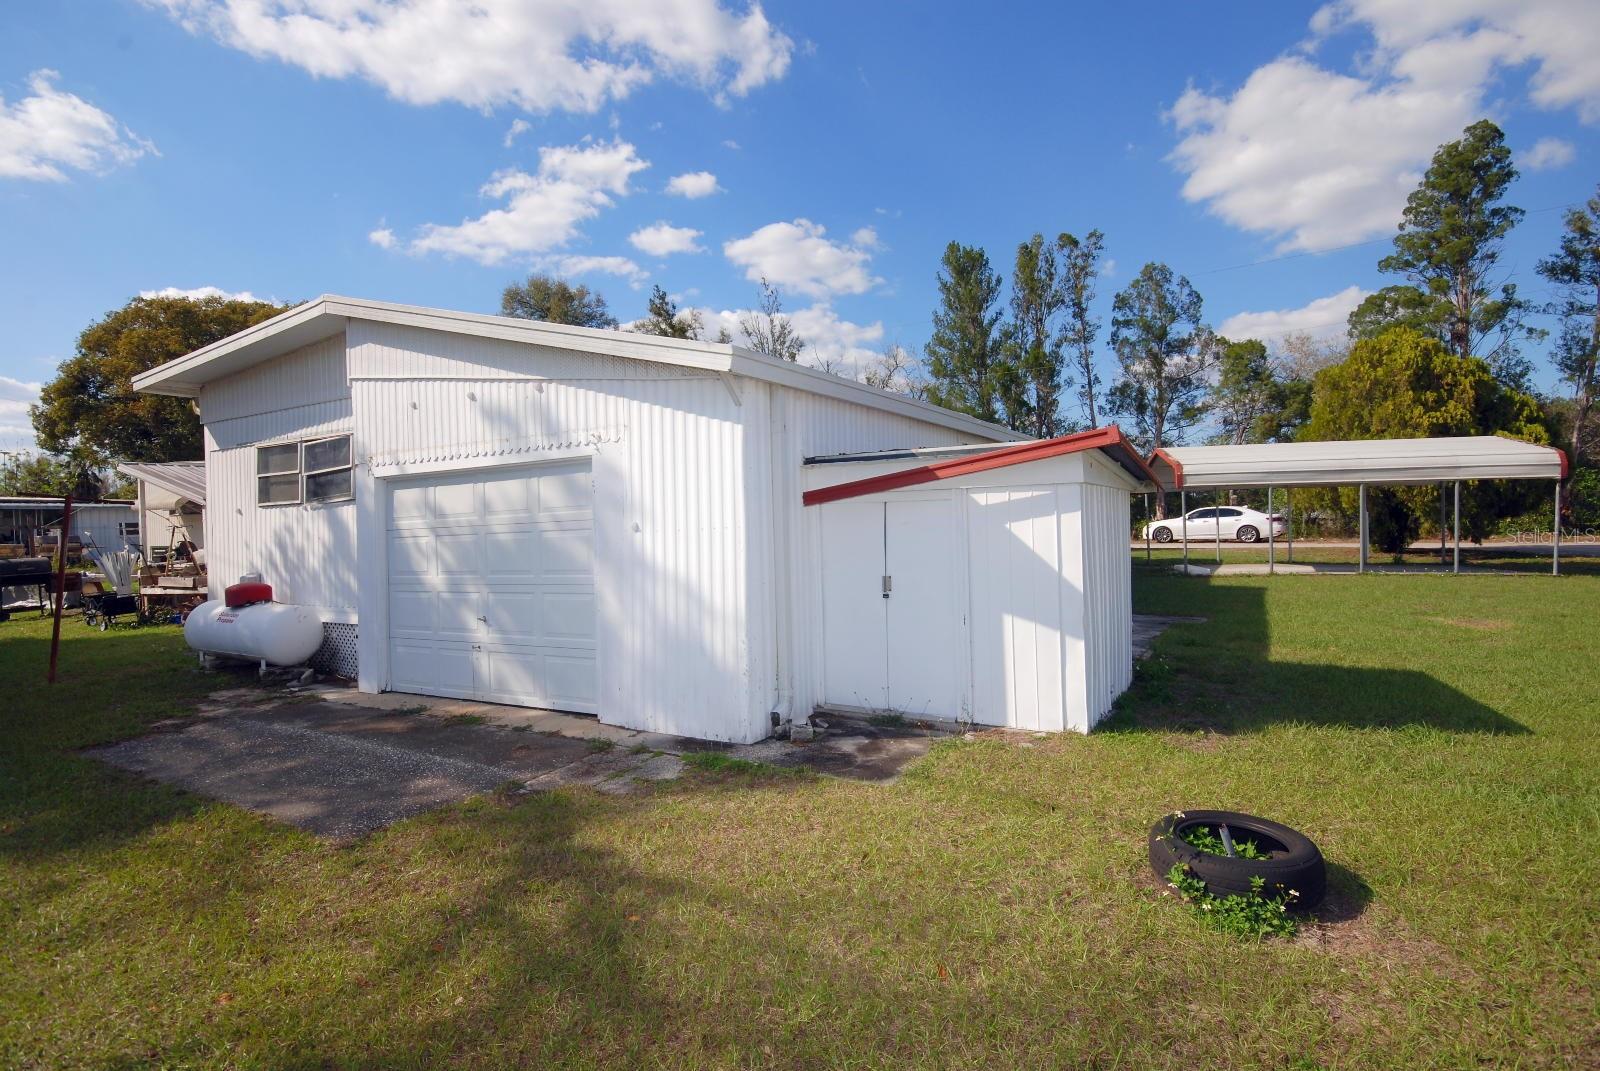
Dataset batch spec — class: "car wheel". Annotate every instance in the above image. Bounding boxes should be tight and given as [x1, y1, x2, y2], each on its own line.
[1153, 526, 1174, 543]
[1149, 810, 1325, 908]
[1236, 525, 1259, 543]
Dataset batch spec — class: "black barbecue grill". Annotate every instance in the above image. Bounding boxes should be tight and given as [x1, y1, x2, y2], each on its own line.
[0, 557, 56, 620]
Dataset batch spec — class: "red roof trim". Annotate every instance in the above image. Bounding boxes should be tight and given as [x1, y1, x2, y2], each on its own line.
[802, 425, 1160, 507]
[1150, 447, 1184, 489]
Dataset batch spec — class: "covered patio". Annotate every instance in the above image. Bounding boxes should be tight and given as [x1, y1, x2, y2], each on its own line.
[1143, 436, 1570, 575]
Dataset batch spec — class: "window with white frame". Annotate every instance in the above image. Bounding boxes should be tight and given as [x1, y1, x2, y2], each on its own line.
[303, 435, 353, 502]
[256, 434, 353, 505]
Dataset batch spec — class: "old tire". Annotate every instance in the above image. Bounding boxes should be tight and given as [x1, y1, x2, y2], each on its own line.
[1236, 525, 1260, 543]
[1152, 526, 1174, 544]
[1150, 810, 1325, 909]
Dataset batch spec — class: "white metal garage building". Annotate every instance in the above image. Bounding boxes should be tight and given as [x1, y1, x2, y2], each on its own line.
[132, 296, 1155, 742]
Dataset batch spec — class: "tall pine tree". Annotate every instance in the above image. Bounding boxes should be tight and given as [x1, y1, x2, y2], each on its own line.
[1060, 230, 1106, 428]
[1008, 234, 1070, 437]
[925, 242, 1009, 425]
[1537, 184, 1600, 468]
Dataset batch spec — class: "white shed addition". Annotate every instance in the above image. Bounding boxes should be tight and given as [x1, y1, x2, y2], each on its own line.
[132, 296, 1156, 742]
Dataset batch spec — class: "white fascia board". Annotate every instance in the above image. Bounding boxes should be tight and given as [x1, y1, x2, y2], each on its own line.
[130, 293, 1019, 443]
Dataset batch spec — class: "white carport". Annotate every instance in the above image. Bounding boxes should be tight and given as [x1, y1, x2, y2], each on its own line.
[1146, 436, 1570, 574]
[117, 461, 206, 562]
[802, 427, 1159, 732]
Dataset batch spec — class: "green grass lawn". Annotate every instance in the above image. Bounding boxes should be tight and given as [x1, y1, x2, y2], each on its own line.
[3, 569, 1598, 1069]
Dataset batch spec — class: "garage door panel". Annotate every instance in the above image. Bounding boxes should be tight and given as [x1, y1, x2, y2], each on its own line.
[538, 468, 592, 518]
[436, 532, 478, 577]
[542, 592, 595, 639]
[434, 482, 477, 522]
[541, 528, 594, 580]
[483, 529, 539, 578]
[389, 532, 434, 577]
[387, 461, 597, 714]
[483, 474, 534, 519]
[389, 640, 475, 696]
[543, 654, 598, 709]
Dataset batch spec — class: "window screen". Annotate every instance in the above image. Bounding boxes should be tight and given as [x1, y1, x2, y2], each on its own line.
[303, 435, 354, 503]
[257, 443, 300, 505]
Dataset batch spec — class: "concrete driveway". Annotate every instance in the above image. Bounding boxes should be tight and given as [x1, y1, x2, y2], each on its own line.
[86, 683, 938, 839]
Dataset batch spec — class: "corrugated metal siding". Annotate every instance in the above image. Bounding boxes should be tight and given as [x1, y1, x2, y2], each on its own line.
[965, 487, 1066, 731]
[200, 334, 348, 425]
[349, 321, 764, 743]
[201, 335, 357, 614]
[1079, 481, 1133, 727]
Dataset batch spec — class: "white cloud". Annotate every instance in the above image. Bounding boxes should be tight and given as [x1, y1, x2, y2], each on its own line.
[139, 285, 262, 302]
[1216, 285, 1370, 346]
[367, 227, 397, 249]
[850, 226, 879, 249]
[147, 0, 793, 114]
[1168, 1, 1600, 252]
[665, 170, 720, 198]
[403, 139, 647, 265]
[697, 303, 884, 375]
[0, 69, 155, 181]
[722, 219, 881, 299]
[0, 375, 43, 452]
[537, 253, 646, 287]
[503, 118, 531, 148]
[721, 139, 741, 150]
[628, 222, 703, 256]
[1523, 136, 1576, 171]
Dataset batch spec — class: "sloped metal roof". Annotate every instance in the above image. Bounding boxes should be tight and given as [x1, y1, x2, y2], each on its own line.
[117, 460, 207, 505]
[1149, 436, 1566, 490]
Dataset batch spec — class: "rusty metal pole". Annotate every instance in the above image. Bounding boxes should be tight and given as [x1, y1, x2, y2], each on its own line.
[47, 492, 72, 684]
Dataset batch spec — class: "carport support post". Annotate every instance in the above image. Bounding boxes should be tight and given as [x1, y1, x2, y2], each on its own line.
[1215, 488, 1223, 563]
[1553, 480, 1562, 576]
[1286, 489, 1294, 563]
[1145, 493, 1151, 561]
[1358, 483, 1368, 574]
[1453, 480, 1461, 574]
[1268, 486, 1275, 574]
[1181, 490, 1189, 573]
[1439, 482, 1448, 567]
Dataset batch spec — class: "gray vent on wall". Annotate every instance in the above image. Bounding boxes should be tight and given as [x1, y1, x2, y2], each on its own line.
[308, 622, 359, 679]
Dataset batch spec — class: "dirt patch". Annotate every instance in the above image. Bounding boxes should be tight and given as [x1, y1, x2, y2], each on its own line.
[1430, 616, 1512, 631]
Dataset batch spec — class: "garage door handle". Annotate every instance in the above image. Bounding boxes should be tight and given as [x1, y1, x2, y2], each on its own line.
[476, 615, 487, 623]
[882, 575, 891, 599]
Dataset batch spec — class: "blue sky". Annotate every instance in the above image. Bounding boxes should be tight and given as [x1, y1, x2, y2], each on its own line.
[3, 0, 1597, 451]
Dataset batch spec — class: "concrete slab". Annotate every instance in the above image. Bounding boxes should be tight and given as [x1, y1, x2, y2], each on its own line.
[1132, 613, 1206, 659]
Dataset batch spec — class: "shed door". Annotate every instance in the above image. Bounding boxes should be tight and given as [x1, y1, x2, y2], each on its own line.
[386, 460, 597, 713]
[819, 497, 961, 718]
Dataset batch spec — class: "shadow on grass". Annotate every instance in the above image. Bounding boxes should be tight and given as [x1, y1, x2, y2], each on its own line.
[1106, 573, 1529, 735]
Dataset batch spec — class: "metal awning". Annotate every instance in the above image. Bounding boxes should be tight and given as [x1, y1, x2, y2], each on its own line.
[117, 461, 207, 506]
[1149, 435, 1566, 491]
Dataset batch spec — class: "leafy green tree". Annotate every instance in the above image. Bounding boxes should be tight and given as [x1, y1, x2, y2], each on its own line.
[32, 294, 289, 464]
[500, 274, 617, 328]
[1060, 229, 1105, 428]
[1347, 284, 1451, 346]
[738, 278, 804, 362]
[1210, 338, 1274, 445]
[634, 284, 703, 339]
[1007, 234, 1070, 437]
[0, 451, 109, 499]
[1536, 184, 1600, 469]
[1304, 326, 1549, 547]
[1106, 262, 1213, 452]
[1362, 120, 1537, 385]
[925, 242, 1011, 425]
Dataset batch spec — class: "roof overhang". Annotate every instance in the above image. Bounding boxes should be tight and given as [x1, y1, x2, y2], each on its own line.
[117, 461, 207, 506]
[131, 295, 1020, 445]
[802, 425, 1160, 506]
[1148, 436, 1568, 491]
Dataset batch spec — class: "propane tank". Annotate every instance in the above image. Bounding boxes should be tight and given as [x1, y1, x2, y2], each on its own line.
[184, 599, 324, 666]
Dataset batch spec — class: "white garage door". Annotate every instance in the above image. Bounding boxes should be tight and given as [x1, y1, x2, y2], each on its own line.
[386, 460, 597, 713]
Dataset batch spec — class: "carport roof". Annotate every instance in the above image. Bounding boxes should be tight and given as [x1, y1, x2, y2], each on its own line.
[1149, 436, 1567, 491]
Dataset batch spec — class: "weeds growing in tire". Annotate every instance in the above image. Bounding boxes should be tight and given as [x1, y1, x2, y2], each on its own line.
[1167, 866, 1299, 940]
